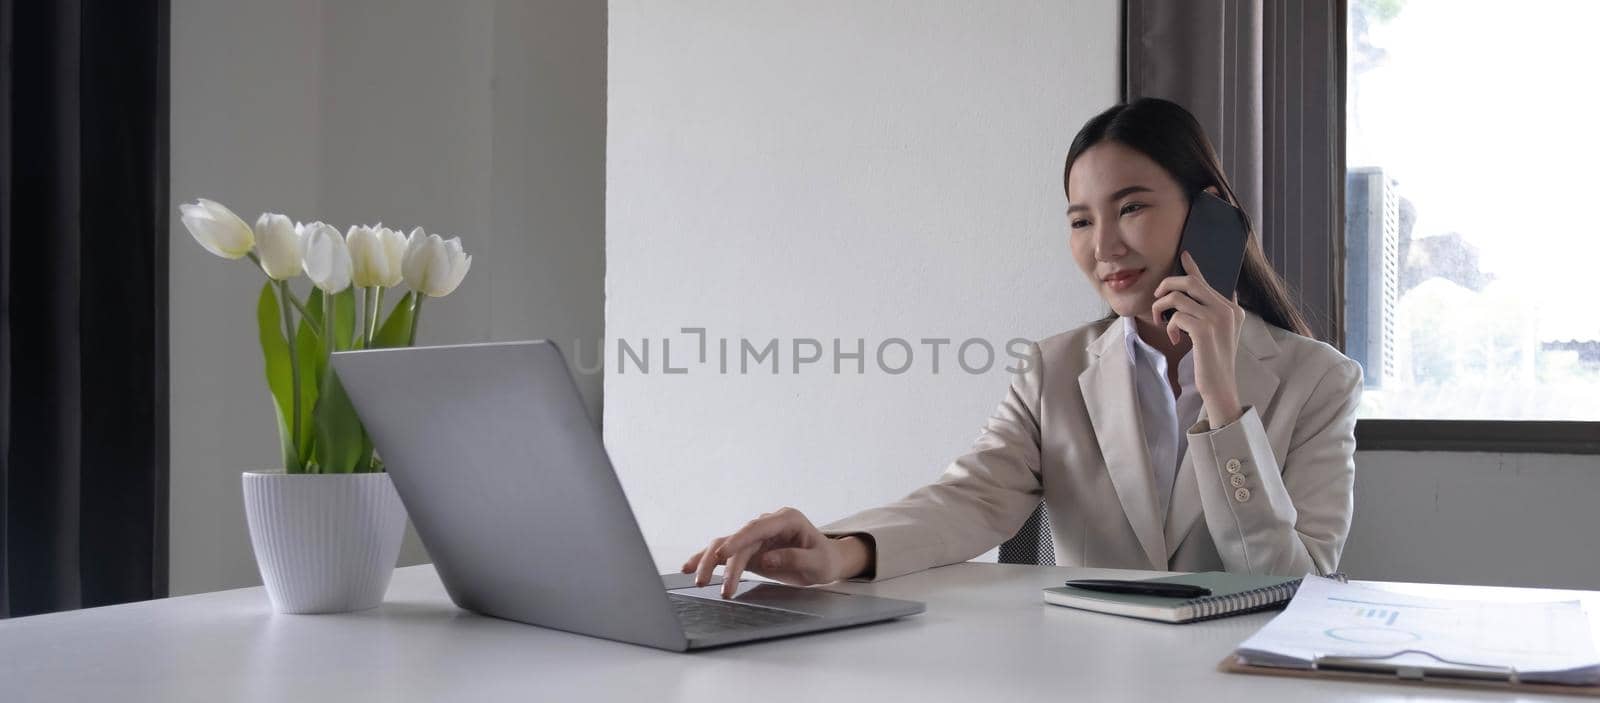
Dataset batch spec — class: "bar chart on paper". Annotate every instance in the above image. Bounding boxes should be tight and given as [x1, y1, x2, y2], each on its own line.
[1317, 593, 1450, 644]
[1342, 601, 1402, 628]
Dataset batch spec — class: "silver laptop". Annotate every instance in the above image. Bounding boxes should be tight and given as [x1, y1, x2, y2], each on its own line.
[331, 340, 924, 651]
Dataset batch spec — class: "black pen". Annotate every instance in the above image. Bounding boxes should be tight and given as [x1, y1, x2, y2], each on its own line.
[1063, 579, 1212, 598]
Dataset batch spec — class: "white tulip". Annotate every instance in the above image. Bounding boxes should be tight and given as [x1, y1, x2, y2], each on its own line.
[401, 228, 472, 297]
[302, 222, 353, 293]
[346, 225, 389, 288]
[253, 213, 304, 280]
[179, 198, 255, 259]
[294, 221, 326, 254]
[376, 226, 408, 287]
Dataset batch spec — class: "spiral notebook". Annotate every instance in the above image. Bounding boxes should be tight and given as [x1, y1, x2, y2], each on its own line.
[1042, 572, 1334, 623]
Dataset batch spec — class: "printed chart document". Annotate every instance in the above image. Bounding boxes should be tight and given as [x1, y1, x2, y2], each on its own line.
[1234, 576, 1600, 685]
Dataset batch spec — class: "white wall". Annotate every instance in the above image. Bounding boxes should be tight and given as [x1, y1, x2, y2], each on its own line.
[169, 0, 606, 595]
[604, 0, 1600, 588]
[606, 0, 1123, 570]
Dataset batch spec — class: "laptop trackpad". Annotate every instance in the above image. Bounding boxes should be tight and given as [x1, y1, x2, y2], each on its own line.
[669, 581, 869, 617]
[660, 572, 723, 590]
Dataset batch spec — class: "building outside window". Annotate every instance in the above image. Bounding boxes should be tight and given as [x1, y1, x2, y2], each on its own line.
[1344, 0, 1600, 421]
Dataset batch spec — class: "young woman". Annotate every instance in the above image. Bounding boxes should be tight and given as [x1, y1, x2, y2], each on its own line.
[683, 98, 1362, 598]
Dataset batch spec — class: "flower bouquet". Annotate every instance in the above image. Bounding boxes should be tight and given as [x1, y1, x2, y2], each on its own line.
[180, 197, 471, 612]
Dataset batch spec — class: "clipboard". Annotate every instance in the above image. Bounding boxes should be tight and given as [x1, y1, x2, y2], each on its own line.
[1220, 653, 1600, 698]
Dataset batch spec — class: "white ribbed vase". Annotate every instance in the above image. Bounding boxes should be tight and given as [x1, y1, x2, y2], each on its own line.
[242, 470, 407, 614]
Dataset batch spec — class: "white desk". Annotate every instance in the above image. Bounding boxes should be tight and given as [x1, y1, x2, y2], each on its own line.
[2, 563, 1593, 702]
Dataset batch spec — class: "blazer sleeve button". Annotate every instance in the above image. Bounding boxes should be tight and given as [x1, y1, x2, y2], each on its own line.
[1225, 458, 1242, 473]
[1230, 473, 1247, 488]
[1233, 487, 1251, 503]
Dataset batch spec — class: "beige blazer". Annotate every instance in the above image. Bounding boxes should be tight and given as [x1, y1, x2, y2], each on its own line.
[820, 312, 1362, 581]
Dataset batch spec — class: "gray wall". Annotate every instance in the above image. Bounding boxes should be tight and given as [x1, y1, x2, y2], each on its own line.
[1342, 451, 1600, 589]
[604, 0, 1600, 588]
[169, 0, 606, 596]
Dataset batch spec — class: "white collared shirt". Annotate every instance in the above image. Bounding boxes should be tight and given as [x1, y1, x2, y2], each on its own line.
[1122, 316, 1204, 518]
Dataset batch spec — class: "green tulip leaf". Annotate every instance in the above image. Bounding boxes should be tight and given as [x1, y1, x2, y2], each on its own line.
[256, 282, 299, 472]
[313, 369, 365, 474]
[371, 291, 416, 349]
[333, 287, 358, 351]
[292, 293, 322, 461]
[354, 434, 376, 473]
[307, 287, 369, 473]
[302, 288, 326, 329]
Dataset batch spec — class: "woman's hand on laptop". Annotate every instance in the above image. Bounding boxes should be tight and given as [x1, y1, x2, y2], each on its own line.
[681, 507, 872, 598]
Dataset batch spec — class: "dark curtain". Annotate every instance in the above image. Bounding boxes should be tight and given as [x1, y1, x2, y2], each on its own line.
[1, 0, 170, 617]
[1124, 0, 1347, 346]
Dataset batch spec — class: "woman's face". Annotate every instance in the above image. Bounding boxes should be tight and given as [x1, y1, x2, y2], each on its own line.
[1066, 141, 1203, 323]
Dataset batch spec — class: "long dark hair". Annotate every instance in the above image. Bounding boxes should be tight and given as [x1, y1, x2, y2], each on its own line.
[1063, 98, 1313, 338]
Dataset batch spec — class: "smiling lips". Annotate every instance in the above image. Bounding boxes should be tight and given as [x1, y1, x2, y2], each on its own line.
[1102, 268, 1145, 291]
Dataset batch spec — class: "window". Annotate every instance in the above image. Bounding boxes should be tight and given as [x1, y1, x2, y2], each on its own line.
[1344, 0, 1600, 423]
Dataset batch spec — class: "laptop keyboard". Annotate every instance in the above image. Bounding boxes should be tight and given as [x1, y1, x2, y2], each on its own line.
[667, 593, 819, 635]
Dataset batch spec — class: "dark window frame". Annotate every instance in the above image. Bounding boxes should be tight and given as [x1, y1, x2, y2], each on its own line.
[1355, 420, 1600, 455]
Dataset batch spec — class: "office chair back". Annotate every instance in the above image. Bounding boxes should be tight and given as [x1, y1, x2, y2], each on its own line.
[997, 501, 1055, 565]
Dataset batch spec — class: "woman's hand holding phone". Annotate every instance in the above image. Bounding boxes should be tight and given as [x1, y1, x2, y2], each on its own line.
[680, 507, 872, 598]
[1152, 250, 1247, 427]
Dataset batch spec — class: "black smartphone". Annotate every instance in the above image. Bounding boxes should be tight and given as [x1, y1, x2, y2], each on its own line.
[1162, 190, 1249, 322]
